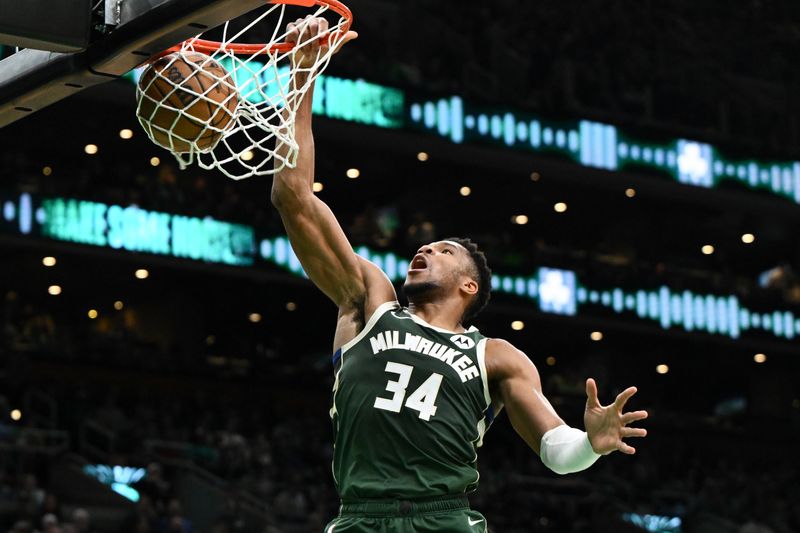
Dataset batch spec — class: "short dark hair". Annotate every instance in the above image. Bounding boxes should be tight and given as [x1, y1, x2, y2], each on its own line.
[444, 237, 492, 324]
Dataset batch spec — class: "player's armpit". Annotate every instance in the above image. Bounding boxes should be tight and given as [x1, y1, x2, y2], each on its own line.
[486, 339, 565, 455]
[333, 257, 398, 350]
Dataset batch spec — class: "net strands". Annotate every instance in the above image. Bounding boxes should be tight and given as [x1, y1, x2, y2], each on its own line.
[135, 3, 349, 180]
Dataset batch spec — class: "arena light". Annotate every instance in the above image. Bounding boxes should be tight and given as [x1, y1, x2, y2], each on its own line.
[42, 166, 52, 176]
[459, 186, 471, 197]
[625, 188, 636, 198]
[48, 285, 61, 295]
[88, 309, 98, 319]
[530, 172, 541, 181]
[701, 244, 715, 255]
[149, 157, 160, 167]
[546, 356, 556, 366]
[656, 364, 669, 374]
[511, 320, 525, 331]
[554, 202, 568, 213]
[114, 300, 124, 310]
[134, 269, 149, 279]
[346, 168, 360, 179]
[754, 353, 767, 363]
[119, 129, 134, 139]
[248, 312, 262, 323]
[240, 150, 254, 161]
[42, 256, 56, 267]
[741, 233, 755, 244]
[417, 151, 429, 162]
[513, 214, 529, 225]
[286, 301, 297, 311]
[312, 182, 324, 192]
[84, 144, 98, 155]
[10, 409, 21, 421]
[205, 335, 215, 345]
[590, 331, 603, 341]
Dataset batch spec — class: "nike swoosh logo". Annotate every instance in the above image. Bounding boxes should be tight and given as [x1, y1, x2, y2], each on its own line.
[468, 518, 484, 526]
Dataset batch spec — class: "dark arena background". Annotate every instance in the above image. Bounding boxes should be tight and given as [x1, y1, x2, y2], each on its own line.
[1, 1, 799, 532]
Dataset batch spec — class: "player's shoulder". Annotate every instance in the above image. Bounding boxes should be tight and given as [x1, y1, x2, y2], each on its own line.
[486, 337, 526, 357]
[485, 338, 539, 379]
[356, 255, 397, 302]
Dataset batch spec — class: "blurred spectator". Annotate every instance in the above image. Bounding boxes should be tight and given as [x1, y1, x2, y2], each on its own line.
[16, 475, 45, 524]
[159, 500, 192, 533]
[41, 512, 60, 533]
[70, 508, 93, 533]
[137, 464, 171, 512]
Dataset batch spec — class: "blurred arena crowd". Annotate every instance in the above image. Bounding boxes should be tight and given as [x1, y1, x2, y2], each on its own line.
[346, 0, 800, 155]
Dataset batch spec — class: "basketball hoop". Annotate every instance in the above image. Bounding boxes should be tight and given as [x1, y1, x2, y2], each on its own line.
[135, 0, 353, 180]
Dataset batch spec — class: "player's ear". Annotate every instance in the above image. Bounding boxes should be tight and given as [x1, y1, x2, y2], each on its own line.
[461, 277, 478, 297]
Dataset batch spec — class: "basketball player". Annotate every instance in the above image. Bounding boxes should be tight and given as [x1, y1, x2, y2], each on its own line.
[271, 17, 648, 532]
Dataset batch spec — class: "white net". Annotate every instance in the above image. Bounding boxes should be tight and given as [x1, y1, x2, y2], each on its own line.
[135, 1, 350, 180]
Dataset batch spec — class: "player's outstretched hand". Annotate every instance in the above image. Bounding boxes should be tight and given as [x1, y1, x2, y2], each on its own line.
[583, 378, 648, 455]
[287, 15, 358, 70]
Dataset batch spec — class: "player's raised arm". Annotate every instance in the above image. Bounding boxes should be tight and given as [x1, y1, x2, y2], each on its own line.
[486, 339, 648, 475]
[270, 18, 394, 312]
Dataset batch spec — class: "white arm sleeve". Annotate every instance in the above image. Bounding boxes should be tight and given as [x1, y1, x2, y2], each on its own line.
[539, 424, 601, 475]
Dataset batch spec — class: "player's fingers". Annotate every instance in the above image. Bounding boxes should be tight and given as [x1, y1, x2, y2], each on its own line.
[308, 20, 324, 55]
[296, 18, 311, 43]
[621, 427, 647, 438]
[318, 17, 329, 35]
[312, 19, 326, 52]
[332, 31, 359, 54]
[618, 441, 636, 455]
[315, 17, 330, 51]
[585, 378, 601, 408]
[303, 19, 318, 43]
[286, 22, 298, 43]
[290, 18, 307, 43]
[621, 410, 648, 425]
[614, 386, 637, 410]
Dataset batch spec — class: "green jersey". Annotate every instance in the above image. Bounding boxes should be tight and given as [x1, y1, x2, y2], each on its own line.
[330, 301, 496, 500]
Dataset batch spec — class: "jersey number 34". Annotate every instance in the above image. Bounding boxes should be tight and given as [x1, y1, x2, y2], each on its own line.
[373, 361, 443, 421]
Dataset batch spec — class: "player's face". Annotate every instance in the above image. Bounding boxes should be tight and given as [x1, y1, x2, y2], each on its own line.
[403, 241, 469, 296]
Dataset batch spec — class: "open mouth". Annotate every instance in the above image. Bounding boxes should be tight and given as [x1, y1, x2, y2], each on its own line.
[409, 255, 428, 272]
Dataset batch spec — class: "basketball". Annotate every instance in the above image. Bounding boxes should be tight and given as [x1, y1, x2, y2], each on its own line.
[136, 52, 238, 153]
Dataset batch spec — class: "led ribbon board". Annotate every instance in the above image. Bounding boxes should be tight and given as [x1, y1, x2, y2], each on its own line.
[3, 193, 255, 266]
[125, 68, 800, 204]
[3, 192, 797, 342]
[408, 97, 800, 204]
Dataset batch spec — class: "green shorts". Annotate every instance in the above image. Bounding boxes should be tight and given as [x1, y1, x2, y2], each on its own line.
[324, 495, 488, 533]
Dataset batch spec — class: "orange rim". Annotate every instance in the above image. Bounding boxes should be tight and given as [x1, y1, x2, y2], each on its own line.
[159, 0, 352, 57]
